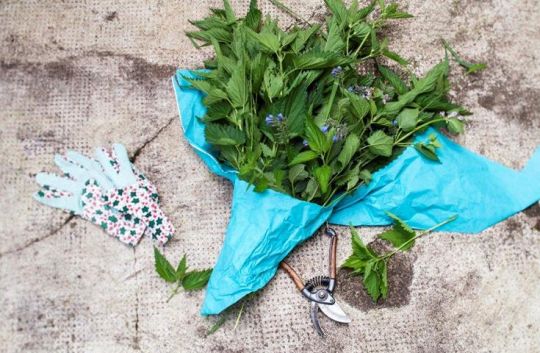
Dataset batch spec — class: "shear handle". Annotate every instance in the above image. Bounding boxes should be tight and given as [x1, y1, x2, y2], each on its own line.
[329, 232, 337, 278]
[326, 228, 338, 293]
[280, 261, 304, 291]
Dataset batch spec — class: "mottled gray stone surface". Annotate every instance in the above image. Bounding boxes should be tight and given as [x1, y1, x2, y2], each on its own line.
[0, 1, 539, 352]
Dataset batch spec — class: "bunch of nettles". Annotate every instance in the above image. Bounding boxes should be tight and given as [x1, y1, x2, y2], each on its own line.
[184, 0, 469, 205]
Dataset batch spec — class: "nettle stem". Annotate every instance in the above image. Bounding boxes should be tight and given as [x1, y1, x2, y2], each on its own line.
[166, 282, 182, 303]
[381, 215, 457, 260]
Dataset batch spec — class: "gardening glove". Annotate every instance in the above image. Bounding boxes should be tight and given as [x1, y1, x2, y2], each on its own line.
[34, 171, 146, 246]
[94, 143, 175, 245]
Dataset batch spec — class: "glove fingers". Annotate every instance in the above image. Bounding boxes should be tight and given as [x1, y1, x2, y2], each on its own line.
[112, 143, 132, 170]
[33, 189, 80, 213]
[54, 154, 88, 181]
[65, 150, 102, 172]
[67, 151, 114, 190]
[36, 172, 80, 194]
[61, 152, 115, 190]
[111, 143, 137, 184]
[95, 147, 122, 185]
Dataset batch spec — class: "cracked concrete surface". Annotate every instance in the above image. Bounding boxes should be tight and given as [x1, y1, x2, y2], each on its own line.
[1, 1, 539, 352]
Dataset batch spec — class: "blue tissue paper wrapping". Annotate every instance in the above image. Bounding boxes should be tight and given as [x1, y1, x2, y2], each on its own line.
[173, 69, 540, 315]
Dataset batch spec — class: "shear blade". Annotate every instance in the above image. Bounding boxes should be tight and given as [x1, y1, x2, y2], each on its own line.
[318, 301, 352, 324]
[310, 302, 325, 337]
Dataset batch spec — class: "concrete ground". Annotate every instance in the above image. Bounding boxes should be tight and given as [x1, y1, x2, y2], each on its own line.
[1, 0, 539, 352]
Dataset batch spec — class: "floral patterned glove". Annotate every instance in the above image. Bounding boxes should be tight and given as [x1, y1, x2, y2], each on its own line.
[94, 144, 175, 245]
[34, 171, 146, 246]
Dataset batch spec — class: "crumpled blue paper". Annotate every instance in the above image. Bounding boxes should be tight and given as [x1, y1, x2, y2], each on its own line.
[172, 69, 540, 315]
[330, 132, 540, 232]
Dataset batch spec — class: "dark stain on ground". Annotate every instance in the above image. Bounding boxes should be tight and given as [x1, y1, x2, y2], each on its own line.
[1, 51, 176, 86]
[523, 203, 540, 219]
[117, 54, 176, 85]
[523, 203, 540, 231]
[211, 345, 244, 353]
[475, 72, 539, 128]
[337, 239, 415, 311]
[505, 218, 522, 233]
[105, 11, 118, 21]
[1, 58, 76, 81]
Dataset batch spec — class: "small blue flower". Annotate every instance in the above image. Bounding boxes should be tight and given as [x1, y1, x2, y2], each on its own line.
[347, 86, 355, 92]
[302, 139, 309, 147]
[392, 119, 398, 126]
[320, 124, 330, 133]
[331, 66, 343, 77]
[332, 135, 340, 142]
[276, 113, 284, 122]
[265, 114, 274, 125]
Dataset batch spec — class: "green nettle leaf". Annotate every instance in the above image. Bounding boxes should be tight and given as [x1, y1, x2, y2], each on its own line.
[154, 247, 177, 283]
[247, 28, 280, 53]
[415, 143, 440, 162]
[289, 150, 319, 165]
[378, 65, 408, 95]
[291, 24, 321, 53]
[396, 108, 419, 132]
[264, 70, 284, 99]
[367, 131, 393, 157]
[288, 164, 308, 184]
[205, 124, 246, 146]
[203, 102, 232, 123]
[349, 227, 376, 261]
[337, 134, 360, 170]
[182, 269, 213, 290]
[293, 52, 352, 70]
[305, 119, 330, 154]
[314, 165, 332, 193]
[384, 61, 448, 114]
[260, 143, 275, 157]
[244, 0, 262, 30]
[176, 255, 188, 281]
[348, 93, 370, 120]
[185, 77, 214, 94]
[186, 28, 233, 46]
[359, 169, 372, 183]
[378, 212, 416, 251]
[285, 85, 308, 135]
[152, 245, 216, 308]
[380, 261, 388, 298]
[442, 39, 487, 75]
[351, 22, 371, 38]
[222, 0, 236, 22]
[363, 262, 381, 301]
[415, 133, 442, 161]
[324, 18, 345, 52]
[383, 4, 414, 19]
[226, 63, 248, 108]
[382, 49, 409, 66]
[446, 118, 464, 134]
[325, 0, 348, 23]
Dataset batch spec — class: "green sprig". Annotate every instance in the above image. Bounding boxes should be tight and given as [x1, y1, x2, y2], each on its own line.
[153, 247, 212, 302]
[342, 214, 457, 301]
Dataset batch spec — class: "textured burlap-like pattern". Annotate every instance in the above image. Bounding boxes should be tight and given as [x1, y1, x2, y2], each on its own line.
[1, 1, 539, 352]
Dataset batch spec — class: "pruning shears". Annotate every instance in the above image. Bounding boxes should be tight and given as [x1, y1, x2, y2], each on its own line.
[280, 228, 351, 337]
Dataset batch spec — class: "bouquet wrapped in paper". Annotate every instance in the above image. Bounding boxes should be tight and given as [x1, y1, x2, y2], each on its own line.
[173, 0, 540, 315]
